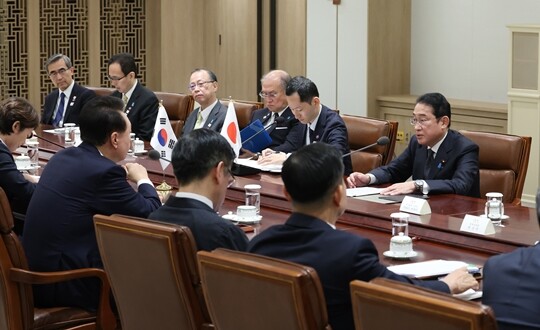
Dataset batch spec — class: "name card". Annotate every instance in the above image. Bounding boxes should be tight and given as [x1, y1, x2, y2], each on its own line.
[460, 214, 495, 235]
[399, 196, 431, 215]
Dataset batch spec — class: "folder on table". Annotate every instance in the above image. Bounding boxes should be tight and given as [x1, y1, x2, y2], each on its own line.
[240, 119, 272, 153]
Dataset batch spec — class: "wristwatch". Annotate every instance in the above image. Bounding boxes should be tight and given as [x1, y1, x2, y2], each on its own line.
[414, 180, 424, 193]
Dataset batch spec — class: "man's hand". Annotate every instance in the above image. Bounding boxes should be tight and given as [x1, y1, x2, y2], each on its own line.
[441, 267, 479, 294]
[346, 172, 370, 188]
[379, 181, 416, 195]
[124, 163, 150, 182]
[258, 152, 286, 166]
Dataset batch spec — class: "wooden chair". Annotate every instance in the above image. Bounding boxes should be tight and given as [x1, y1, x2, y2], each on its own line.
[350, 278, 497, 330]
[197, 248, 331, 330]
[0, 187, 115, 330]
[220, 98, 264, 129]
[93, 214, 213, 330]
[155, 92, 195, 137]
[342, 115, 398, 173]
[460, 130, 532, 205]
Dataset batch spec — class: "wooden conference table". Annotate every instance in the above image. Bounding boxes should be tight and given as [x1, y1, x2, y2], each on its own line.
[29, 126, 540, 269]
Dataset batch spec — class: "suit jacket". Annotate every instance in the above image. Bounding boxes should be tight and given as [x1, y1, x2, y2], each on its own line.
[111, 82, 159, 141]
[370, 129, 480, 197]
[148, 196, 248, 251]
[483, 244, 540, 330]
[0, 142, 35, 214]
[182, 101, 227, 136]
[22, 142, 161, 311]
[248, 213, 449, 330]
[301, 105, 353, 175]
[250, 107, 303, 153]
[41, 83, 96, 126]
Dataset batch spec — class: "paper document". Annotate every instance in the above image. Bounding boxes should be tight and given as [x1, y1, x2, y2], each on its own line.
[346, 187, 383, 197]
[234, 158, 282, 173]
[387, 259, 467, 279]
[453, 289, 483, 301]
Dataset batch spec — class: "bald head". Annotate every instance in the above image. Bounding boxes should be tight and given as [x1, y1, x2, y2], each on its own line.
[260, 70, 291, 113]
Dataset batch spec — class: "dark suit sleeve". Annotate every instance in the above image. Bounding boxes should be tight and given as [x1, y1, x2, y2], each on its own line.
[351, 238, 450, 293]
[95, 166, 160, 217]
[370, 139, 416, 184]
[41, 93, 55, 125]
[272, 120, 304, 153]
[426, 141, 479, 195]
[135, 95, 159, 141]
[0, 148, 35, 213]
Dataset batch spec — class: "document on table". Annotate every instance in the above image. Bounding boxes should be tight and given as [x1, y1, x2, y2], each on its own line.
[234, 158, 282, 173]
[346, 187, 383, 197]
[387, 259, 468, 279]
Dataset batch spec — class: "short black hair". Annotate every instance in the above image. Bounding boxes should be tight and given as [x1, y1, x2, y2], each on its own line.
[285, 76, 319, 104]
[282, 143, 344, 204]
[0, 97, 39, 134]
[416, 92, 452, 127]
[108, 53, 138, 77]
[79, 96, 126, 146]
[190, 68, 218, 83]
[172, 128, 235, 185]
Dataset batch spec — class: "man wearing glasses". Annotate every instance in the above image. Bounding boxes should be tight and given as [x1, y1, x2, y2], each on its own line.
[148, 128, 248, 252]
[108, 53, 159, 141]
[41, 54, 96, 127]
[347, 92, 480, 197]
[181, 68, 227, 135]
[249, 70, 303, 153]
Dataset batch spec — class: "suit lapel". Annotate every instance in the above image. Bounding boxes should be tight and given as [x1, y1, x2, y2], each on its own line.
[204, 102, 222, 129]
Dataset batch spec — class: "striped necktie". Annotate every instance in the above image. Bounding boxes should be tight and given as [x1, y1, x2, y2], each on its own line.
[52, 92, 65, 127]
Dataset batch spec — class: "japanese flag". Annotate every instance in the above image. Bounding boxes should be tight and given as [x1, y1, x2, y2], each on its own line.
[220, 100, 241, 157]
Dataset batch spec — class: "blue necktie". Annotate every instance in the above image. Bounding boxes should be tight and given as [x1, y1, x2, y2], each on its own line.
[53, 92, 65, 127]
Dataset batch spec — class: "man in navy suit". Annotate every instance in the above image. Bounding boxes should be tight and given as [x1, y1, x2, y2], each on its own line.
[41, 54, 96, 127]
[481, 190, 540, 330]
[182, 68, 227, 135]
[347, 92, 480, 197]
[248, 143, 478, 330]
[23, 96, 161, 311]
[108, 53, 159, 141]
[258, 76, 353, 175]
[148, 129, 248, 251]
[248, 70, 303, 153]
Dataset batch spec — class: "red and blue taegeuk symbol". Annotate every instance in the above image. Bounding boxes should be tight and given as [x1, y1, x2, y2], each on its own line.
[157, 129, 167, 146]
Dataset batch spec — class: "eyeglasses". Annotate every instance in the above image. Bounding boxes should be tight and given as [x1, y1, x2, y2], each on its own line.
[259, 91, 279, 99]
[188, 81, 215, 91]
[410, 117, 436, 127]
[107, 74, 127, 81]
[226, 166, 236, 188]
[48, 67, 70, 78]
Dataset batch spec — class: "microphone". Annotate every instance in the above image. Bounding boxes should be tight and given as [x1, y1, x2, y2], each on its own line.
[241, 116, 286, 146]
[342, 136, 390, 158]
[34, 133, 66, 149]
[148, 149, 171, 162]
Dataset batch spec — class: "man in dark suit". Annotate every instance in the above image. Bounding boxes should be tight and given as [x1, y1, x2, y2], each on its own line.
[258, 76, 353, 175]
[23, 96, 161, 311]
[248, 143, 478, 330]
[182, 68, 227, 135]
[41, 54, 96, 127]
[347, 92, 480, 197]
[481, 190, 540, 330]
[248, 70, 302, 153]
[148, 128, 248, 251]
[108, 53, 159, 141]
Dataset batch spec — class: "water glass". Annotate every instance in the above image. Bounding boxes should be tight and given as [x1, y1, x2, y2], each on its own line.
[485, 192, 504, 224]
[26, 140, 39, 168]
[391, 212, 409, 237]
[128, 133, 136, 155]
[244, 184, 261, 214]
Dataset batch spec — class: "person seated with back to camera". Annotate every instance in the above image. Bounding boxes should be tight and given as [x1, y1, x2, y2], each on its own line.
[249, 142, 479, 330]
[347, 92, 480, 198]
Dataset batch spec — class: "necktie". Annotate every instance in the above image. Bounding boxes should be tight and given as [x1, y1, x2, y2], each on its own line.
[194, 110, 204, 129]
[122, 94, 129, 111]
[309, 128, 316, 144]
[52, 92, 65, 127]
[424, 149, 435, 179]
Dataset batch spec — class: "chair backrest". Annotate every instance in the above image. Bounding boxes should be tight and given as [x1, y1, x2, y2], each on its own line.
[86, 86, 115, 97]
[342, 115, 398, 173]
[197, 248, 331, 330]
[0, 187, 34, 329]
[350, 278, 497, 330]
[460, 130, 532, 205]
[155, 92, 195, 137]
[220, 98, 264, 129]
[93, 214, 211, 330]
